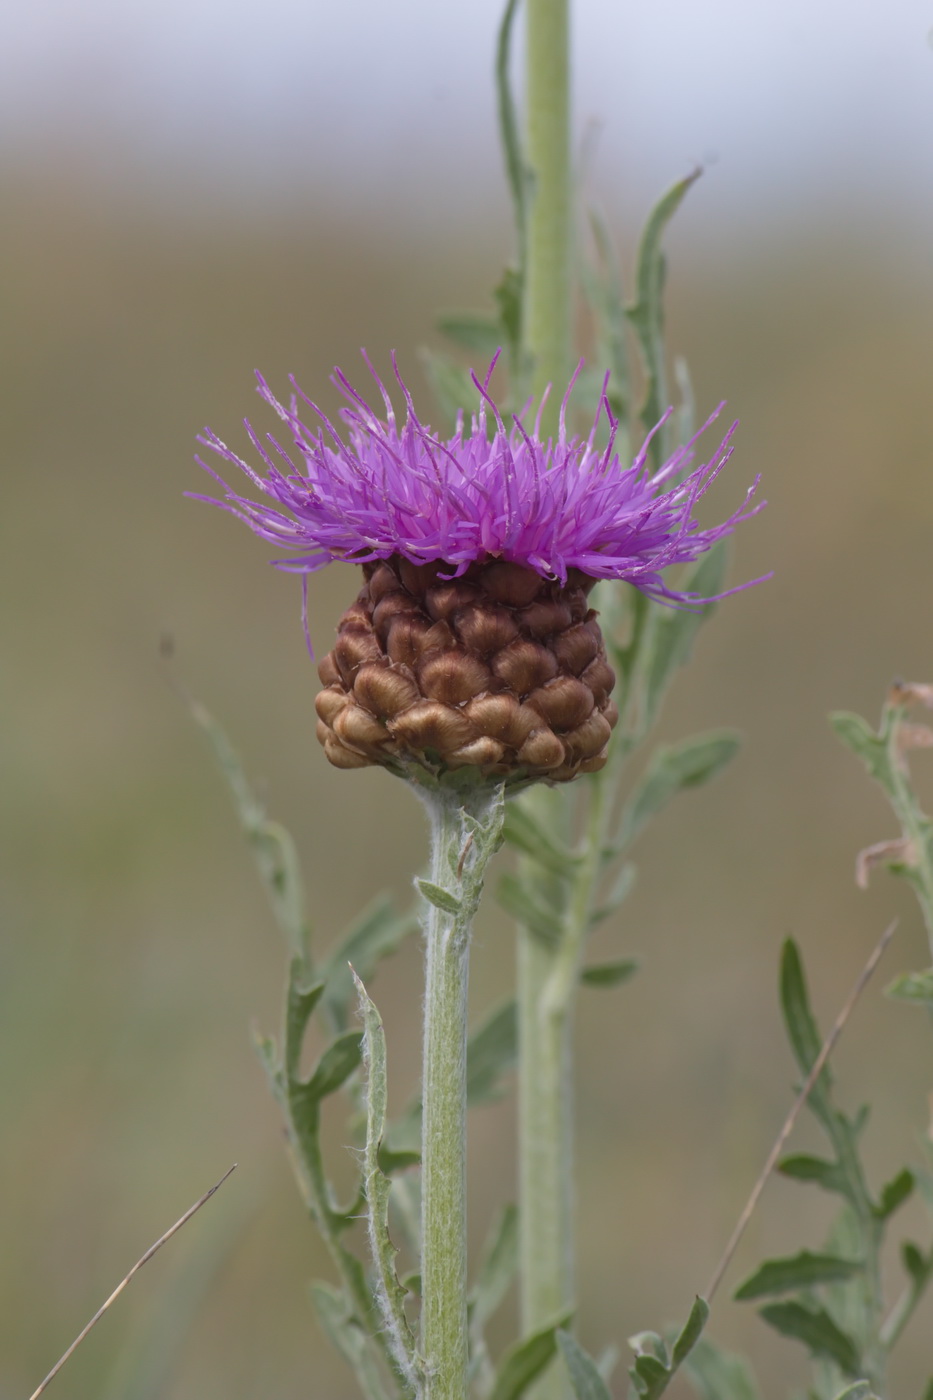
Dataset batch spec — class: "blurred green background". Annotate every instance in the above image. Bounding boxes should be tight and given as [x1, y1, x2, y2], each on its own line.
[3, 3, 933, 1396]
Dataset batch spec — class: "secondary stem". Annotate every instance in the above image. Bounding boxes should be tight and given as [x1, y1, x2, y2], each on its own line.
[517, 779, 610, 1400]
[524, 0, 571, 434]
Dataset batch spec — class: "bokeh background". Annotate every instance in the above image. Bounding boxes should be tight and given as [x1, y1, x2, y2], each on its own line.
[3, 1, 933, 1395]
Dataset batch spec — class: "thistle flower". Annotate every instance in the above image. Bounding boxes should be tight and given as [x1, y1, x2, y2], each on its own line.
[195, 356, 763, 784]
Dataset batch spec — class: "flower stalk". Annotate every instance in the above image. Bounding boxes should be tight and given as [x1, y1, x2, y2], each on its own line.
[418, 783, 505, 1400]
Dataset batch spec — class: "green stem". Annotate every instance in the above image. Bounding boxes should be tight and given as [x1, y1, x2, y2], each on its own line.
[517, 778, 612, 1400]
[524, 0, 572, 433]
[420, 785, 504, 1400]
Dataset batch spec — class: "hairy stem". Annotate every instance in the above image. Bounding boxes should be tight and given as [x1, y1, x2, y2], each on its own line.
[420, 785, 504, 1400]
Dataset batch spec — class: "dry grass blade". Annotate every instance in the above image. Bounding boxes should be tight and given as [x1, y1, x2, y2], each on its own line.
[29, 1164, 237, 1400]
[704, 922, 897, 1303]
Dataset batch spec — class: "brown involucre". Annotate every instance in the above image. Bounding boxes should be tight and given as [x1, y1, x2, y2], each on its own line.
[314, 556, 618, 784]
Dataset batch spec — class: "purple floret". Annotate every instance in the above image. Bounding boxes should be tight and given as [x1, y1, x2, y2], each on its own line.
[193, 354, 765, 606]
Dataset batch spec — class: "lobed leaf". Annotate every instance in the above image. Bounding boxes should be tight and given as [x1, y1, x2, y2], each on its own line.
[758, 1301, 861, 1377]
[874, 1166, 914, 1219]
[734, 1250, 862, 1302]
[580, 959, 639, 989]
[777, 1154, 848, 1196]
[829, 712, 891, 786]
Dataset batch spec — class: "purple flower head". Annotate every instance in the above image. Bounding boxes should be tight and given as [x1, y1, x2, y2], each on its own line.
[194, 354, 765, 611]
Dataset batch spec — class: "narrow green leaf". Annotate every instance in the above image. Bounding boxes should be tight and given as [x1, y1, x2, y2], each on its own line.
[758, 1301, 861, 1376]
[618, 730, 740, 849]
[303, 1030, 364, 1103]
[642, 546, 726, 724]
[671, 1297, 710, 1367]
[831, 1385, 877, 1400]
[580, 959, 639, 989]
[777, 1154, 847, 1196]
[627, 168, 702, 457]
[923, 1379, 933, 1400]
[352, 972, 421, 1392]
[886, 968, 933, 1004]
[497, 871, 563, 946]
[437, 311, 502, 357]
[416, 878, 462, 915]
[309, 1282, 390, 1400]
[470, 1203, 519, 1330]
[284, 966, 325, 1082]
[323, 896, 417, 1030]
[466, 1000, 518, 1106]
[874, 1166, 914, 1218]
[829, 712, 890, 785]
[901, 1240, 932, 1286]
[779, 940, 831, 1090]
[495, 0, 526, 273]
[556, 1330, 612, 1400]
[734, 1251, 862, 1301]
[502, 802, 579, 876]
[682, 1337, 763, 1400]
[489, 1313, 573, 1400]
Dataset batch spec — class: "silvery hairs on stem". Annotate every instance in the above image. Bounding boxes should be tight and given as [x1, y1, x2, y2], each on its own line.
[192, 352, 764, 790]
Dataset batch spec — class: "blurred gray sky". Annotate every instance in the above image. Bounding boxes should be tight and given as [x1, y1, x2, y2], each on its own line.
[4, 0, 933, 235]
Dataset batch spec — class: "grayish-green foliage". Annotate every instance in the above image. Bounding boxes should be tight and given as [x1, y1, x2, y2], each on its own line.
[556, 1330, 611, 1400]
[627, 1298, 710, 1398]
